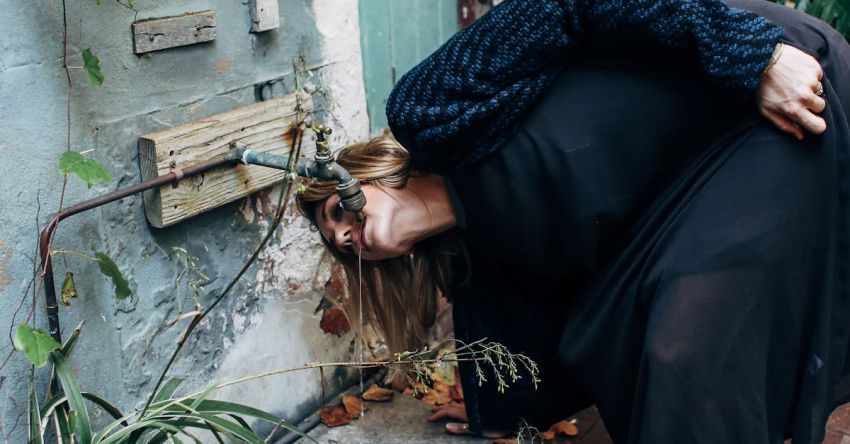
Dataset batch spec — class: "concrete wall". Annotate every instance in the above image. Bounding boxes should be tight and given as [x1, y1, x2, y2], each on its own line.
[0, 0, 368, 441]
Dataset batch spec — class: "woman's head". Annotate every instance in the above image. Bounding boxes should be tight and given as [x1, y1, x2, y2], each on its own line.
[298, 133, 414, 261]
[296, 133, 464, 354]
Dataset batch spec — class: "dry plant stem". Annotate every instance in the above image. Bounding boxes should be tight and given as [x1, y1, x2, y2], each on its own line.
[142, 124, 306, 415]
[196, 338, 495, 396]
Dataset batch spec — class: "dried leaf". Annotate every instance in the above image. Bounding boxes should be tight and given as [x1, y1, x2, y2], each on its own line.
[402, 386, 419, 399]
[342, 395, 363, 418]
[319, 307, 350, 336]
[491, 440, 517, 444]
[542, 419, 579, 440]
[421, 380, 452, 406]
[362, 384, 394, 402]
[61, 271, 78, 307]
[319, 405, 352, 427]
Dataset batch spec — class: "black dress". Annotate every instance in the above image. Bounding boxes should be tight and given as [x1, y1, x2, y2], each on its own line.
[445, 2, 850, 442]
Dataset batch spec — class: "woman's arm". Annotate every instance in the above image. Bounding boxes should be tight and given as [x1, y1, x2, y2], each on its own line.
[387, 0, 824, 172]
[577, 0, 826, 138]
[573, 0, 781, 89]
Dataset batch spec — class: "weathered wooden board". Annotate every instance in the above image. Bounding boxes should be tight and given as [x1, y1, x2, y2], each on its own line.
[139, 93, 311, 228]
[250, 0, 280, 33]
[132, 11, 216, 54]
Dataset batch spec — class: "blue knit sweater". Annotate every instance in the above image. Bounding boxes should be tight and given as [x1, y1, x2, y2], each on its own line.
[386, 0, 784, 172]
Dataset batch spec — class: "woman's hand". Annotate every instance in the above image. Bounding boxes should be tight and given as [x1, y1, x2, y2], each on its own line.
[757, 44, 827, 140]
[428, 401, 509, 438]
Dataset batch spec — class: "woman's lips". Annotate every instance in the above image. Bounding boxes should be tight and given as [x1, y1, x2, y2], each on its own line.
[359, 219, 370, 252]
[352, 219, 368, 254]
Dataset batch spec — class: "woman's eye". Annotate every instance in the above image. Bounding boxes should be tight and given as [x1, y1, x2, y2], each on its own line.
[332, 202, 344, 222]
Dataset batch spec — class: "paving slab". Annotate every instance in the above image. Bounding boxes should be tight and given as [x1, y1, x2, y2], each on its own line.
[306, 394, 488, 444]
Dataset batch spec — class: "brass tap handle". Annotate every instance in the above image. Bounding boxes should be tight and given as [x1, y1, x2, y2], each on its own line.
[307, 121, 333, 141]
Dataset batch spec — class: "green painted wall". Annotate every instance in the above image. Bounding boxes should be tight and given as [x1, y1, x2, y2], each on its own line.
[359, 0, 457, 134]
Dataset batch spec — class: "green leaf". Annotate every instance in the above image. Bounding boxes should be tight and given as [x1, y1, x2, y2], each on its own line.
[95, 252, 132, 300]
[153, 378, 185, 405]
[58, 151, 112, 188]
[82, 48, 104, 86]
[192, 414, 265, 444]
[127, 0, 134, 7]
[13, 324, 61, 368]
[54, 404, 74, 444]
[42, 392, 122, 424]
[29, 382, 43, 444]
[62, 321, 84, 357]
[52, 351, 92, 444]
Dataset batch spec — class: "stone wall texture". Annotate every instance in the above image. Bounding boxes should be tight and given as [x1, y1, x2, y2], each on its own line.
[0, 1, 368, 441]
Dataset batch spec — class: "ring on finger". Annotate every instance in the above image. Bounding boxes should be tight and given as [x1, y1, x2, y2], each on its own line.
[815, 82, 825, 97]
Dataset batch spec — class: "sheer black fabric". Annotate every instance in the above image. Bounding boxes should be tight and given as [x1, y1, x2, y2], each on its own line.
[446, 1, 850, 442]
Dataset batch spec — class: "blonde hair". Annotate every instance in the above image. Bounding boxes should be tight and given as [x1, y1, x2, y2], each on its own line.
[296, 133, 464, 354]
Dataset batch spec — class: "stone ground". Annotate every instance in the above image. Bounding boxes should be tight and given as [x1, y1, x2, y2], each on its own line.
[305, 397, 850, 443]
[306, 395, 612, 443]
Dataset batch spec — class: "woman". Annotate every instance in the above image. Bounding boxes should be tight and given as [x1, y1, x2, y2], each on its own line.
[298, 0, 850, 442]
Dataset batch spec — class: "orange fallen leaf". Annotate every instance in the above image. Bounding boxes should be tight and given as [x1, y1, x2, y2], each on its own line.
[342, 395, 363, 417]
[319, 307, 350, 336]
[491, 439, 518, 444]
[319, 405, 352, 427]
[403, 386, 419, 398]
[362, 384, 394, 402]
[403, 382, 428, 399]
[542, 419, 578, 440]
[421, 380, 452, 405]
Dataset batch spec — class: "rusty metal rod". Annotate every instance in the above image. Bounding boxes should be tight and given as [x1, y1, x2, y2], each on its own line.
[39, 151, 243, 343]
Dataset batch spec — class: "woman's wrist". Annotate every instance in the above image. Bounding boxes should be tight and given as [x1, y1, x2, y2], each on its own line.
[763, 42, 785, 74]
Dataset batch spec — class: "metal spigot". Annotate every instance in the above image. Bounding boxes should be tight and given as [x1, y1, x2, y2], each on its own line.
[235, 122, 367, 223]
[305, 122, 365, 222]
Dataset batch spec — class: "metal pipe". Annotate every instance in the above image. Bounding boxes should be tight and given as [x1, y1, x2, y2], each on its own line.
[39, 151, 244, 343]
[235, 148, 366, 219]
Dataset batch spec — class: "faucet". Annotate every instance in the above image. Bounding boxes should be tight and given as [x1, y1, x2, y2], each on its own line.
[233, 122, 367, 222]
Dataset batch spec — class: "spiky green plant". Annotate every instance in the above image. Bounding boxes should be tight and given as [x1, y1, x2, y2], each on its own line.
[806, 0, 850, 39]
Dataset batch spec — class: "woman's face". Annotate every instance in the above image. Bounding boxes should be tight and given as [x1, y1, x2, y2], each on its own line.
[315, 183, 413, 261]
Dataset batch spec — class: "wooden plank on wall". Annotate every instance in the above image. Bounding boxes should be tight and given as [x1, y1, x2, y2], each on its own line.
[250, 0, 280, 32]
[139, 93, 312, 228]
[132, 11, 217, 54]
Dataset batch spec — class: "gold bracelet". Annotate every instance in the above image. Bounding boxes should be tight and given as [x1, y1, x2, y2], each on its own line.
[764, 42, 784, 74]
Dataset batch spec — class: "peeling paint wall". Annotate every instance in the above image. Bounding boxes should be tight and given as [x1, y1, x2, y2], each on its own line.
[0, 1, 368, 441]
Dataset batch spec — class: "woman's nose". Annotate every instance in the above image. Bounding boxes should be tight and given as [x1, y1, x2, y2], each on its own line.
[335, 225, 353, 250]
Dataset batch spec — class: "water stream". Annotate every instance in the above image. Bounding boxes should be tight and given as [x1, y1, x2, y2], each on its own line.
[357, 223, 364, 417]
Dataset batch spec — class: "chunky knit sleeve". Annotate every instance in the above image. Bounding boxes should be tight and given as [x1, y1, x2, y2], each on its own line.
[386, 0, 784, 172]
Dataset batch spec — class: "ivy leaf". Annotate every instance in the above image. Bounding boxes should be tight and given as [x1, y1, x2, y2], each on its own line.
[82, 48, 104, 86]
[13, 324, 61, 368]
[58, 151, 112, 188]
[95, 252, 132, 300]
[61, 271, 79, 307]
